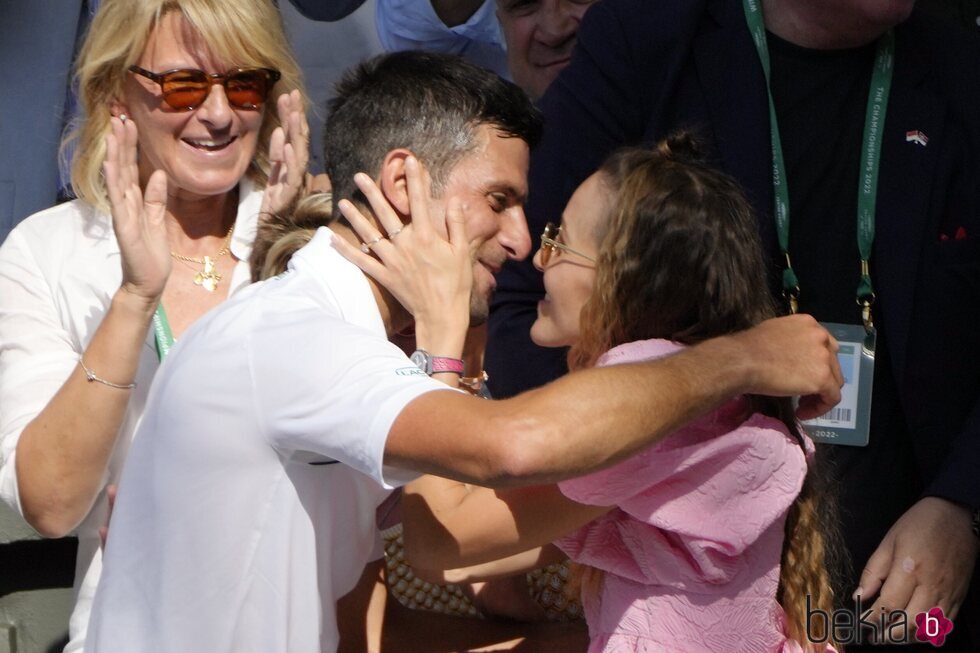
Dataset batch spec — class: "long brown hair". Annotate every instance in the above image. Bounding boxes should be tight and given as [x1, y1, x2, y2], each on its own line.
[569, 133, 840, 651]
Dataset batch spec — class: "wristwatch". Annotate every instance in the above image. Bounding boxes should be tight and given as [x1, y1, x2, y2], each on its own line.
[410, 349, 465, 376]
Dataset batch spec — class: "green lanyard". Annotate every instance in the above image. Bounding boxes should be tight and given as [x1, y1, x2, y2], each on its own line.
[742, 0, 894, 331]
[152, 304, 175, 361]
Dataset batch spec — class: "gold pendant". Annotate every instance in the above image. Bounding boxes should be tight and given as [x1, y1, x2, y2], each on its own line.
[193, 256, 222, 292]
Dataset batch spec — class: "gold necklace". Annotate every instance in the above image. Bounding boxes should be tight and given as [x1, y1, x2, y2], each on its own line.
[170, 222, 236, 292]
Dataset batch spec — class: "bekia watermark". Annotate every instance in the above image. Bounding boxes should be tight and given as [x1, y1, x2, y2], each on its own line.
[806, 595, 954, 646]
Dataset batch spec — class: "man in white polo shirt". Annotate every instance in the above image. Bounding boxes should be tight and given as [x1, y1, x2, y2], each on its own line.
[86, 52, 842, 652]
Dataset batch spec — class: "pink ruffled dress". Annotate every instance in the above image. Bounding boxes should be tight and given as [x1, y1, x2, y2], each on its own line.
[554, 339, 811, 652]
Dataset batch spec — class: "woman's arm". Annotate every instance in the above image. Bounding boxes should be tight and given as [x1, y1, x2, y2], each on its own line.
[15, 96, 313, 537]
[402, 476, 610, 570]
[12, 117, 170, 537]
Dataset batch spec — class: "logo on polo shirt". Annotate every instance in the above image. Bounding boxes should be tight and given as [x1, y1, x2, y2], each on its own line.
[396, 366, 427, 377]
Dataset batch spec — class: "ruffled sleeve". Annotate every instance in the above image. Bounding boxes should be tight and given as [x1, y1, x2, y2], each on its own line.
[554, 339, 808, 588]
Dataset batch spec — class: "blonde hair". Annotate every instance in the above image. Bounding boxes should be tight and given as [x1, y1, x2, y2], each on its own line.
[250, 192, 334, 281]
[65, 0, 305, 212]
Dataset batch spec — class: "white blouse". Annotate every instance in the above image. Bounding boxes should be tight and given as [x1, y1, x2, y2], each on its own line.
[0, 180, 262, 652]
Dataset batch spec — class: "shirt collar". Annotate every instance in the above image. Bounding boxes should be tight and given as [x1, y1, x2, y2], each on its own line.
[229, 176, 262, 263]
[288, 227, 388, 337]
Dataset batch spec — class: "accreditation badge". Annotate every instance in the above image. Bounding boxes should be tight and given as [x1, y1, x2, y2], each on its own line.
[802, 322, 875, 447]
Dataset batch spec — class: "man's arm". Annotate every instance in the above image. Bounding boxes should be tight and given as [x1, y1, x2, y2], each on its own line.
[385, 313, 841, 487]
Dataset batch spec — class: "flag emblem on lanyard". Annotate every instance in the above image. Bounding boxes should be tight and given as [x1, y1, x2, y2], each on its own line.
[905, 130, 929, 146]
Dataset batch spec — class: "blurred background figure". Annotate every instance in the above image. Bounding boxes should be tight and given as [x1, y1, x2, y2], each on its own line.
[0, 2, 91, 242]
[376, 0, 598, 99]
[279, 0, 382, 182]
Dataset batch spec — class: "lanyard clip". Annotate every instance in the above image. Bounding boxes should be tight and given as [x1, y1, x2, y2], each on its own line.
[857, 294, 876, 333]
[861, 301, 874, 333]
[784, 286, 800, 315]
[857, 259, 875, 333]
[782, 254, 800, 314]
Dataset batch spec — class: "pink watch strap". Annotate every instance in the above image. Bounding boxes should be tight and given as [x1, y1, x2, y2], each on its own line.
[430, 356, 465, 375]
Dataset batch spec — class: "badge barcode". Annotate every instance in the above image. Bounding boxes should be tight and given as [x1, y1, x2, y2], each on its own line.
[821, 407, 852, 423]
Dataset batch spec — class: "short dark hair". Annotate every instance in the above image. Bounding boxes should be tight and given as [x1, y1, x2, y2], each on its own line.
[323, 50, 543, 217]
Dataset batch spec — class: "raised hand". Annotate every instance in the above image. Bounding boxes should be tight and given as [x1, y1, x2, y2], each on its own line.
[260, 90, 310, 217]
[103, 116, 170, 305]
[332, 156, 471, 356]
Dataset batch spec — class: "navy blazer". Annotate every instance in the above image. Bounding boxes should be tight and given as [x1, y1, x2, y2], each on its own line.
[488, 0, 980, 516]
[0, 2, 86, 240]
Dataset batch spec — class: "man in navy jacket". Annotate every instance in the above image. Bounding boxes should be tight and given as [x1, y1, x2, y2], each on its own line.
[487, 0, 980, 649]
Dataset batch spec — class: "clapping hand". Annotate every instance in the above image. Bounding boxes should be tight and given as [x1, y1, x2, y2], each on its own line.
[103, 115, 170, 305]
[260, 89, 310, 217]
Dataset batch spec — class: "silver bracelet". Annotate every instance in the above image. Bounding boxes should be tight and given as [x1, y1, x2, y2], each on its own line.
[79, 357, 137, 390]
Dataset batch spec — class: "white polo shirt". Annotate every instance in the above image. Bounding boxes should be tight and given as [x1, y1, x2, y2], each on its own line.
[86, 228, 450, 652]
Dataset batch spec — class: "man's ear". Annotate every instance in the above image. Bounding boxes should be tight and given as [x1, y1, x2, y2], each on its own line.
[377, 149, 414, 218]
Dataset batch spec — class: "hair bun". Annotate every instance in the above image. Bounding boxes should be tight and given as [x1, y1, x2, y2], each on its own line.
[656, 130, 704, 163]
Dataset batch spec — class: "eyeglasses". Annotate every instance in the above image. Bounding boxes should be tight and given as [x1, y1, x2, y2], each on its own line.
[128, 66, 281, 111]
[539, 222, 596, 266]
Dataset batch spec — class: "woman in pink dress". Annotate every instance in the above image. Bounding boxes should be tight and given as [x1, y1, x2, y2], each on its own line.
[340, 133, 840, 651]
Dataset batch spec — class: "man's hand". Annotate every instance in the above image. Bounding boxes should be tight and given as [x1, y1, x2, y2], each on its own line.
[728, 314, 842, 418]
[856, 497, 979, 638]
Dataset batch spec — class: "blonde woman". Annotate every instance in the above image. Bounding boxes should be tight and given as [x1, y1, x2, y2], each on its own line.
[0, 1, 307, 649]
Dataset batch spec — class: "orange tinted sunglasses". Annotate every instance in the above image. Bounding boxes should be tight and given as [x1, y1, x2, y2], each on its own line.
[128, 66, 281, 111]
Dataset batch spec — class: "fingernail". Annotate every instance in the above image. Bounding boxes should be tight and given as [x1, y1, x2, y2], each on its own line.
[406, 155, 417, 167]
[852, 587, 863, 600]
